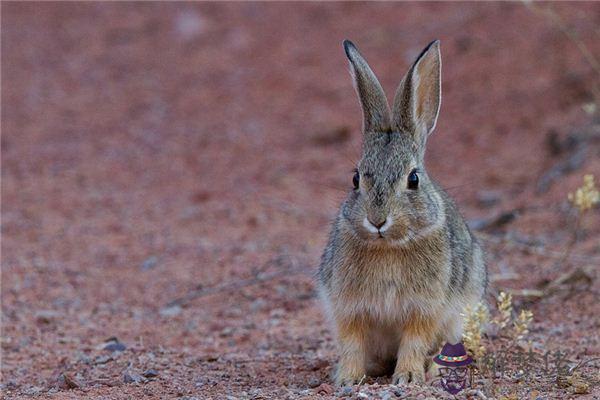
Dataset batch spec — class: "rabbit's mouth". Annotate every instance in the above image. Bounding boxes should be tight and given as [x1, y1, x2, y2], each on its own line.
[363, 229, 403, 244]
[360, 221, 423, 246]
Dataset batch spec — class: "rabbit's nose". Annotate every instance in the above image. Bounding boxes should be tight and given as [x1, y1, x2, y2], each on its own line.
[363, 216, 392, 233]
[369, 218, 386, 229]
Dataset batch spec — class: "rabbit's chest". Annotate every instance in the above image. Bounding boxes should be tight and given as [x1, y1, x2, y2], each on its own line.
[360, 280, 434, 322]
[335, 258, 445, 323]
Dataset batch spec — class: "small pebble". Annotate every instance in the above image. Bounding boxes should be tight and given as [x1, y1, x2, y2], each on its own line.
[476, 190, 501, 207]
[123, 372, 145, 384]
[315, 383, 334, 395]
[159, 305, 182, 317]
[58, 373, 81, 390]
[103, 338, 126, 352]
[219, 327, 234, 337]
[23, 386, 43, 396]
[307, 377, 321, 388]
[340, 385, 353, 396]
[142, 369, 159, 378]
[94, 355, 112, 365]
[35, 310, 59, 324]
[309, 359, 328, 371]
[141, 256, 158, 271]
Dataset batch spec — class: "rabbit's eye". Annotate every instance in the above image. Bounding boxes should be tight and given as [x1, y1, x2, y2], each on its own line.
[352, 171, 360, 190]
[407, 169, 419, 190]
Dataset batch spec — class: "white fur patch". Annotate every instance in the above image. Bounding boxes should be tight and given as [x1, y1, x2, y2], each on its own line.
[362, 217, 380, 233]
[380, 216, 393, 233]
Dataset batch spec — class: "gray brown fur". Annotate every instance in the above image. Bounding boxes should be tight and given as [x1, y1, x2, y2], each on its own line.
[318, 40, 487, 385]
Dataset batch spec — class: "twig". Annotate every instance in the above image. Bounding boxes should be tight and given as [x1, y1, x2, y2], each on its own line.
[477, 232, 600, 264]
[489, 272, 521, 282]
[357, 374, 367, 387]
[555, 211, 582, 268]
[524, 2, 600, 105]
[503, 266, 595, 302]
[165, 261, 311, 308]
[469, 209, 521, 232]
[569, 357, 600, 374]
[524, 2, 600, 76]
[536, 146, 587, 194]
[507, 289, 545, 299]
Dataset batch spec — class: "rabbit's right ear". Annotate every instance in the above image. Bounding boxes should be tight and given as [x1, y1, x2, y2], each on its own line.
[343, 40, 391, 133]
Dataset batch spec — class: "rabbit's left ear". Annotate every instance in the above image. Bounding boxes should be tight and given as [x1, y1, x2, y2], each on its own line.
[392, 40, 441, 148]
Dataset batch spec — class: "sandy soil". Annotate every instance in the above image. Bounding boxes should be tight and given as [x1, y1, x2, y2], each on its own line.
[2, 2, 599, 399]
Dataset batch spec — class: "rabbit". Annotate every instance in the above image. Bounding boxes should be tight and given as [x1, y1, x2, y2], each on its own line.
[318, 39, 487, 386]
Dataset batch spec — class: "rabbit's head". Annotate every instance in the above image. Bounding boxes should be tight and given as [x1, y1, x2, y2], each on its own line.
[341, 40, 446, 245]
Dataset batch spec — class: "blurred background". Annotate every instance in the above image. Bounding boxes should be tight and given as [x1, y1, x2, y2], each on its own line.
[2, 2, 599, 398]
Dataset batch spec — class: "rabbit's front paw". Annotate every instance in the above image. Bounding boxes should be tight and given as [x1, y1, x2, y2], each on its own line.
[392, 368, 425, 385]
[334, 368, 365, 386]
[335, 375, 361, 386]
[426, 361, 440, 382]
[335, 361, 366, 386]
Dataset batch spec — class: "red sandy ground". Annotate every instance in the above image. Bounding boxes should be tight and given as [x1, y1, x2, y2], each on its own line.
[2, 3, 599, 399]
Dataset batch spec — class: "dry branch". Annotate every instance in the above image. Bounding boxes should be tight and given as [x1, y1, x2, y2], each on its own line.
[165, 260, 311, 308]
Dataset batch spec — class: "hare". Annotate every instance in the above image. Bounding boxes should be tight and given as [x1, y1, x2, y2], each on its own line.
[318, 40, 487, 386]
